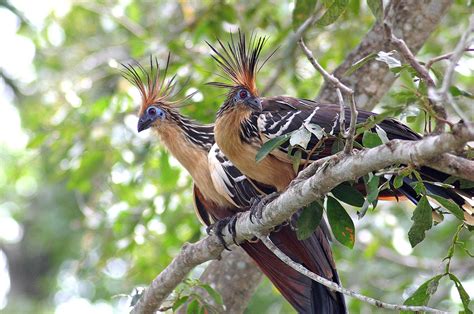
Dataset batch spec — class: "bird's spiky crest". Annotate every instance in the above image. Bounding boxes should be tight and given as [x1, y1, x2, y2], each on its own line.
[207, 30, 274, 96]
[120, 54, 193, 110]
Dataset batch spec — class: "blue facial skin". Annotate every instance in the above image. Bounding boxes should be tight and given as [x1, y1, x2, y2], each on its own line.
[137, 105, 166, 132]
[234, 88, 262, 112]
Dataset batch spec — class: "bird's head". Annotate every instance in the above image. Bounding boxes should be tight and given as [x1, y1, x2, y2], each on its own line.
[207, 30, 275, 114]
[121, 55, 192, 132]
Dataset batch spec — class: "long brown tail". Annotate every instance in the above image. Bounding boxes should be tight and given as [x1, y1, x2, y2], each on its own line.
[241, 220, 346, 314]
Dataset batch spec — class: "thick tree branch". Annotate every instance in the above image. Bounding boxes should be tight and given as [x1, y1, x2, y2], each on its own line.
[426, 154, 474, 182]
[260, 237, 446, 313]
[317, 0, 453, 110]
[131, 122, 473, 314]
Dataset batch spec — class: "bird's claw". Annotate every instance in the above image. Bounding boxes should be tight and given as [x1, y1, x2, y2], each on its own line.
[249, 192, 280, 224]
[206, 214, 241, 250]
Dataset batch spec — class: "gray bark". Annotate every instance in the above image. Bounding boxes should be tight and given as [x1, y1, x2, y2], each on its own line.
[317, 0, 454, 110]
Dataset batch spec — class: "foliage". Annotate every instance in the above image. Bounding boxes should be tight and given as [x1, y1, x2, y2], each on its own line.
[0, 0, 472, 313]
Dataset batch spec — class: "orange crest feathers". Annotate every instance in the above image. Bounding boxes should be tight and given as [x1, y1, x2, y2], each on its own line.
[120, 54, 192, 111]
[207, 30, 275, 96]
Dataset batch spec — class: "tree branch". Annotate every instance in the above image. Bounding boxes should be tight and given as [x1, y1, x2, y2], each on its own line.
[317, 0, 453, 110]
[259, 237, 447, 313]
[131, 122, 473, 314]
[429, 15, 474, 125]
[383, 22, 447, 132]
[426, 153, 474, 183]
[298, 39, 359, 154]
[182, 248, 262, 314]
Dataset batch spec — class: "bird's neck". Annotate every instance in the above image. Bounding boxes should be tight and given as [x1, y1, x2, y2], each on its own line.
[154, 120, 230, 207]
[215, 105, 295, 191]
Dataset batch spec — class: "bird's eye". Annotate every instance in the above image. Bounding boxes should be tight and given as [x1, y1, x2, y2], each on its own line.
[147, 107, 157, 116]
[238, 89, 249, 99]
[147, 106, 166, 119]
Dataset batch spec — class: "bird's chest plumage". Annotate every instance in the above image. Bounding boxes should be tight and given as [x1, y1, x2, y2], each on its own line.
[215, 110, 294, 191]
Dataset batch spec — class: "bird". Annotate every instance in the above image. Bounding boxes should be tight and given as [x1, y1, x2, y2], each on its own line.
[209, 32, 473, 236]
[122, 55, 347, 313]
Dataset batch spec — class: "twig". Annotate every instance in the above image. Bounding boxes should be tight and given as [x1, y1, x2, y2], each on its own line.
[384, 22, 448, 132]
[384, 23, 436, 88]
[131, 122, 474, 313]
[298, 39, 358, 153]
[425, 48, 474, 71]
[431, 15, 474, 125]
[344, 94, 358, 154]
[260, 237, 447, 313]
[298, 39, 353, 95]
[336, 88, 346, 135]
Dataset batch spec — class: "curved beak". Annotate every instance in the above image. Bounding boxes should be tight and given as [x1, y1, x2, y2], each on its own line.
[137, 114, 154, 132]
[246, 96, 262, 112]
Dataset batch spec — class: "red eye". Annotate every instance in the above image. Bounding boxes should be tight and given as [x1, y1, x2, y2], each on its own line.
[147, 107, 157, 115]
[239, 90, 248, 99]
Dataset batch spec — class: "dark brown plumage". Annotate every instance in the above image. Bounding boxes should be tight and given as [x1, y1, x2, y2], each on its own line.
[210, 31, 474, 312]
[123, 56, 346, 313]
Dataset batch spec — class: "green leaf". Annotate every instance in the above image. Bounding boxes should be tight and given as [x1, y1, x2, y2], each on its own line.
[256, 134, 290, 163]
[290, 127, 312, 149]
[327, 196, 355, 248]
[316, 0, 349, 27]
[292, 0, 317, 30]
[331, 182, 365, 207]
[344, 52, 377, 76]
[331, 137, 345, 154]
[401, 274, 443, 312]
[393, 175, 404, 189]
[187, 299, 199, 314]
[362, 130, 383, 148]
[375, 125, 389, 143]
[448, 273, 472, 314]
[365, 173, 380, 205]
[200, 284, 224, 306]
[172, 296, 190, 311]
[450, 86, 474, 99]
[358, 173, 379, 218]
[408, 196, 433, 247]
[296, 200, 324, 240]
[367, 0, 383, 20]
[292, 149, 303, 173]
[406, 115, 417, 123]
[429, 194, 464, 221]
[460, 179, 474, 189]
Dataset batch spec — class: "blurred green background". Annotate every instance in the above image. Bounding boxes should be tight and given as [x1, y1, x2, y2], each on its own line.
[0, 0, 472, 313]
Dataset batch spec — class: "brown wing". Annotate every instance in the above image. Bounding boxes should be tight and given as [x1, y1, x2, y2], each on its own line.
[192, 184, 235, 225]
[258, 96, 421, 164]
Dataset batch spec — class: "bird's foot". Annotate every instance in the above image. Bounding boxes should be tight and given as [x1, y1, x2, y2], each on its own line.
[206, 214, 241, 250]
[249, 192, 280, 224]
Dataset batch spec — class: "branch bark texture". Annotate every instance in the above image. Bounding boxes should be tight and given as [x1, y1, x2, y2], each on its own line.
[317, 0, 453, 110]
[131, 123, 473, 314]
[187, 248, 262, 314]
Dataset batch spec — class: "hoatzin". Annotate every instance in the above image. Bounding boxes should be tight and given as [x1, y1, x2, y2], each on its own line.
[209, 31, 474, 254]
[122, 56, 347, 313]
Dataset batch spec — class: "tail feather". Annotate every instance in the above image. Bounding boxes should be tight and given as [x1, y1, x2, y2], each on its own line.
[376, 119, 473, 222]
[386, 169, 474, 224]
[241, 221, 346, 314]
